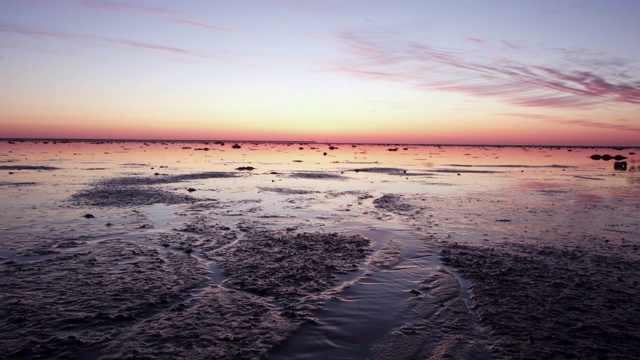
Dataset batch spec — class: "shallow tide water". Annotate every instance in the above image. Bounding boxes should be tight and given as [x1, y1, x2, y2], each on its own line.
[1, 140, 639, 359]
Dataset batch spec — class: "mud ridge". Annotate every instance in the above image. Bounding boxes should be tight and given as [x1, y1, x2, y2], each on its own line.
[440, 243, 640, 359]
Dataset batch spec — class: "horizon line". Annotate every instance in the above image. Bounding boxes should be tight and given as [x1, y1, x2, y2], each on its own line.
[1, 137, 638, 149]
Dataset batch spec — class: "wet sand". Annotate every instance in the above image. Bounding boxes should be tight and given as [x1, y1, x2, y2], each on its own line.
[1, 140, 639, 359]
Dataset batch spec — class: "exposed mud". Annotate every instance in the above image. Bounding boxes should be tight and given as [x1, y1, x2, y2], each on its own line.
[259, 187, 318, 195]
[377, 189, 640, 360]
[0, 181, 39, 187]
[0, 165, 59, 171]
[0, 238, 211, 359]
[440, 243, 640, 359]
[1, 213, 376, 359]
[214, 222, 374, 321]
[288, 172, 348, 180]
[104, 287, 296, 359]
[71, 186, 197, 207]
[100, 171, 237, 186]
[354, 167, 406, 174]
[69, 171, 237, 207]
[373, 193, 417, 213]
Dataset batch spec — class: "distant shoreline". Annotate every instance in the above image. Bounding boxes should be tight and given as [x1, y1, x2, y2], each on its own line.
[1, 138, 638, 149]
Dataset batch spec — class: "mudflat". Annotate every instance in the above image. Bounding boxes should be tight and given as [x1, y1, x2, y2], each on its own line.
[1, 140, 638, 359]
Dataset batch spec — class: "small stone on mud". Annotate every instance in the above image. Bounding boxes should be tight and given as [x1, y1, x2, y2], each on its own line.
[83, 214, 95, 219]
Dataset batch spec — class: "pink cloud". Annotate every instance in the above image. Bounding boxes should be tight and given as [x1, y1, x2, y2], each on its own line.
[106, 38, 191, 54]
[555, 119, 640, 132]
[465, 36, 484, 44]
[166, 18, 239, 34]
[500, 113, 640, 132]
[0, 22, 194, 56]
[333, 31, 640, 109]
[501, 40, 522, 50]
[78, 0, 179, 16]
[74, 1, 240, 34]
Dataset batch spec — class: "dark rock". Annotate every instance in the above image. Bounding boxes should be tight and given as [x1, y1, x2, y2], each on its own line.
[613, 155, 627, 161]
[232, 144, 241, 149]
[601, 154, 613, 161]
[187, 188, 196, 192]
[329, 146, 336, 150]
[614, 161, 627, 171]
[83, 214, 96, 219]
[388, 148, 398, 152]
[590, 154, 602, 160]
[235, 166, 255, 171]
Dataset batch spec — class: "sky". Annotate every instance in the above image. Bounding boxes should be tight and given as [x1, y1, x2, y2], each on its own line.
[1, 0, 639, 146]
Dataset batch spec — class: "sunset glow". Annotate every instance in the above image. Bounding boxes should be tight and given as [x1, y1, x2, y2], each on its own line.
[1, 1, 639, 146]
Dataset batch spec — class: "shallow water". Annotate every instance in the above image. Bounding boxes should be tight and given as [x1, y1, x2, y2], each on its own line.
[1, 140, 639, 359]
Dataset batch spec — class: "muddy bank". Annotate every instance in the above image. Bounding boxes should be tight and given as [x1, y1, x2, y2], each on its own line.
[100, 171, 237, 186]
[259, 186, 318, 195]
[0, 165, 59, 171]
[71, 185, 198, 207]
[373, 191, 640, 359]
[0, 238, 210, 359]
[104, 287, 295, 359]
[441, 243, 640, 359]
[215, 222, 373, 320]
[1, 213, 376, 359]
[69, 171, 237, 207]
[288, 172, 348, 180]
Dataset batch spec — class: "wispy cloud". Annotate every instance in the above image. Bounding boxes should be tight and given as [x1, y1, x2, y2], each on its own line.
[464, 36, 484, 44]
[166, 18, 239, 34]
[332, 31, 640, 109]
[75, 0, 240, 34]
[500, 113, 640, 132]
[78, 0, 179, 16]
[555, 118, 640, 132]
[0, 22, 194, 56]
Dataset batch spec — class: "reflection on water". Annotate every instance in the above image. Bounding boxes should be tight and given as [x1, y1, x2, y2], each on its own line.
[0, 140, 639, 359]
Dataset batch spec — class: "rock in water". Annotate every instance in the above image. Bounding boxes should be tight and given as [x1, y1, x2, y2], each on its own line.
[614, 161, 627, 171]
